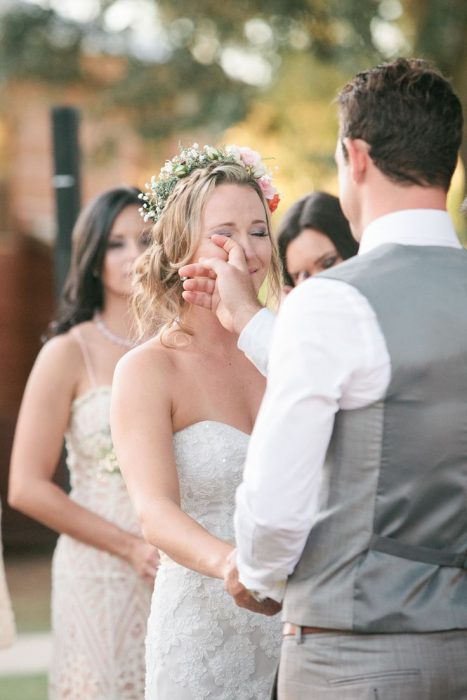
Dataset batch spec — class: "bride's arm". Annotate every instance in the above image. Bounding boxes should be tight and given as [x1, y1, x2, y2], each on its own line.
[111, 345, 232, 580]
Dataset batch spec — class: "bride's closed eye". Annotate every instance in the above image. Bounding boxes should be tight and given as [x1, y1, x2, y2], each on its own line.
[211, 231, 233, 238]
[250, 228, 269, 237]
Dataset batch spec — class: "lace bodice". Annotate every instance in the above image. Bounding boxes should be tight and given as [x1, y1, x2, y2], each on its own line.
[64, 386, 141, 536]
[174, 420, 249, 542]
[146, 421, 281, 699]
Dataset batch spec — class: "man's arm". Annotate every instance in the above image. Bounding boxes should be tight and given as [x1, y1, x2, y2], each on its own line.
[234, 278, 389, 600]
[236, 309, 275, 377]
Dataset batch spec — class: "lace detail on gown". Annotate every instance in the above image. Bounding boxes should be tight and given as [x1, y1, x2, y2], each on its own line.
[145, 421, 281, 699]
[49, 387, 152, 700]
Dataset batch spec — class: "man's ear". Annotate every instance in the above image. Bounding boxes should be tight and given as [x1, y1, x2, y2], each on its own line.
[343, 138, 370, 184]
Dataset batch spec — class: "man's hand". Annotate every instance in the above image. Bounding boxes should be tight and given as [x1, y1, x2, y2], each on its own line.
[223, 549, 282, 617]
[179, 235, 263, 335]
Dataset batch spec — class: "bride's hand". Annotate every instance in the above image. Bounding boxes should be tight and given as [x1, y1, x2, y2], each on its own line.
[125, 536, 159, 584]
[223, 549, 281, 617]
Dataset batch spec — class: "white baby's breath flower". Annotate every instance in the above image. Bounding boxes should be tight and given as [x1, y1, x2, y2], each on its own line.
[204, 145, 219, 159]
[252, 163, 267, 178]
[161, 161, 174, 175]
[225, 145, 242, 162]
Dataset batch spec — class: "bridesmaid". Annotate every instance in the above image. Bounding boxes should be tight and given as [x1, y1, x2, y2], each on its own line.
[8, 187, 158, 699]
[277, 191, 358, 289]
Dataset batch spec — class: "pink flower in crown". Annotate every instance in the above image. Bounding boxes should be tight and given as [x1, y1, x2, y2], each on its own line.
[239, 146, 262, 168]
[238, 147, 267, 178]
[258, 175, 277, 200]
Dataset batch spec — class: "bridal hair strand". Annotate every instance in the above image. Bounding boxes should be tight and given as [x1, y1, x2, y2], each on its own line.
[133, 161, 281, 346]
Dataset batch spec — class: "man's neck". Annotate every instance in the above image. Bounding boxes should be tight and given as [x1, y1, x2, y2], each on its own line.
[356, 180, 447, 240]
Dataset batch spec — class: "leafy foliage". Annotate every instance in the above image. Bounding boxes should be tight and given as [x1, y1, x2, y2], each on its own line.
[0, 0, 465, 143]
[0, 5, 83, 83]
[0, 0, 465, 239]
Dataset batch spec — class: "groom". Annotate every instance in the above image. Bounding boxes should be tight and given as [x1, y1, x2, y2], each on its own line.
[180, 58, 467, 698]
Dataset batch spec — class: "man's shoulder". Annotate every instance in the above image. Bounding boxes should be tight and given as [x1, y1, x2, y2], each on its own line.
[281, 272, 371, 324]
[318, 244, 398, 284]
[320, 243, 467, 287]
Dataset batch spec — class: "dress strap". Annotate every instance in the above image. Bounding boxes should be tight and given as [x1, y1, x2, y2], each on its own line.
[71, 328, 98, 389]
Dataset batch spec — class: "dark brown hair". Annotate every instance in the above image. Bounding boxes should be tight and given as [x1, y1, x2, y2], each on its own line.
[277, 191, 358, 287]
[47, 186, 142, 338]
[338, 58, 463, 191]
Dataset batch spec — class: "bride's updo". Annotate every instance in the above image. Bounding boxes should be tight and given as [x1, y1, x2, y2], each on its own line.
[133, 151, 281, 344]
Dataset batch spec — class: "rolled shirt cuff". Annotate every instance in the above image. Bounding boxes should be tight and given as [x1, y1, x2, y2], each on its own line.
[236, 548, 288, 603]
[238, 568, 287, 604]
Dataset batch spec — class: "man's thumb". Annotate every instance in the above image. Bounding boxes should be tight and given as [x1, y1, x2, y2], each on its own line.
[210, 235, 248, 271]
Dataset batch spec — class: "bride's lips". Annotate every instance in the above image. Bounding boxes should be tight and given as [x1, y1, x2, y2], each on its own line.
[249, 268, 259, 275]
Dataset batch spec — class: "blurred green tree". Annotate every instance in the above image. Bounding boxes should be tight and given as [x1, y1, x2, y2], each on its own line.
[1, 1, 464, 143]
[0, 0, 465, 235]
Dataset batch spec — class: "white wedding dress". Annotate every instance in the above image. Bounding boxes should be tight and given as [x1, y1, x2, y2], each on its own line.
[145, 421, 282, 699]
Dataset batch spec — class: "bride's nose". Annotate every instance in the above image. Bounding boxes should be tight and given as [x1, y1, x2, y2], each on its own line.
[237, 234, 257, 262]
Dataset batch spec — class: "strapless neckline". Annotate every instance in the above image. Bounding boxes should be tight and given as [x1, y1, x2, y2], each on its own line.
[174, 420, 251, 439]
[147, 414, 281, 699]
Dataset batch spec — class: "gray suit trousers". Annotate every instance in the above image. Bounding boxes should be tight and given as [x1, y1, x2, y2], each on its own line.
[278, 629, 467, 699]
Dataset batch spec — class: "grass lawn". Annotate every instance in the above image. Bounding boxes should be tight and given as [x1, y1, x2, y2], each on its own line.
[0, 673, 47, 700]
[1, 552, 51, 699]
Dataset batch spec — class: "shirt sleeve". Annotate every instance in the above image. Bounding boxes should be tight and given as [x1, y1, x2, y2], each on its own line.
[234, 278, 388, 601]
[237, 308, 276, 377]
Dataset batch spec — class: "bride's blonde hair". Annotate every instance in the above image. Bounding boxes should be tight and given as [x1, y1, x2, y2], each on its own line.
[133, 161, 281, 345]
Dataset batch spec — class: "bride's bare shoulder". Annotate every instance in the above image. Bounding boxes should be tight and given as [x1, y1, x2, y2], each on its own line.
[113, 335, 176, 393]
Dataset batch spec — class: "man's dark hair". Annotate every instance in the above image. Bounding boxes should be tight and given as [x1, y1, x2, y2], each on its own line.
[337, 58, 463, 191]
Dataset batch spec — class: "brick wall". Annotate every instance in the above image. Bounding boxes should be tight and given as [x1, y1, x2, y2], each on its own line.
[0, 237, 56, 548]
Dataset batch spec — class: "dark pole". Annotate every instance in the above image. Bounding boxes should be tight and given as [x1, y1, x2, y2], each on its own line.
[51, 106, 81, 300]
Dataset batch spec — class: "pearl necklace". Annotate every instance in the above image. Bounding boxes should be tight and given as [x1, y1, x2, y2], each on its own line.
[93, 312, 137, 349]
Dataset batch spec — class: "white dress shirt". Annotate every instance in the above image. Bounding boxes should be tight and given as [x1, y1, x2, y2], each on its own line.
[235, 209, 462, 602]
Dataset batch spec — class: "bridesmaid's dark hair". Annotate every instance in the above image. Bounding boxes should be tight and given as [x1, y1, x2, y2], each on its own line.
[47, 186, 142, 338]
[277, 191, 358, 287]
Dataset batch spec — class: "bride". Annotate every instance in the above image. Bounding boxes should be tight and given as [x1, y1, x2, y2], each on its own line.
[111, 144, 283, 699]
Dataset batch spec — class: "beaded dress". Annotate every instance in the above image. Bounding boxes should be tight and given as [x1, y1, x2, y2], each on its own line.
[49, 331, 152, 700]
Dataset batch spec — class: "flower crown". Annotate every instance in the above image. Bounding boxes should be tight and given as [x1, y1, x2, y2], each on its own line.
[139, 143, 280, 223]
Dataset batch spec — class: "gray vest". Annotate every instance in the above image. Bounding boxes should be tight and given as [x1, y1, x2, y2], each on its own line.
[283, 243, 467, 633]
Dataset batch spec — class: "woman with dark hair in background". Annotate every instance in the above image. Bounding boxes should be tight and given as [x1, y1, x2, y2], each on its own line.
[278, 191, 358, 289]
[9, 187, 158, 700]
